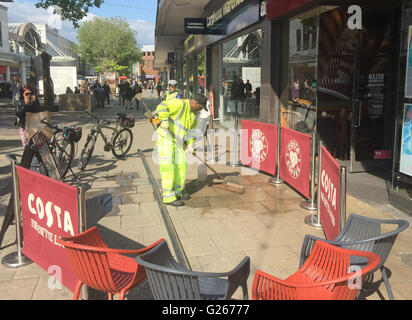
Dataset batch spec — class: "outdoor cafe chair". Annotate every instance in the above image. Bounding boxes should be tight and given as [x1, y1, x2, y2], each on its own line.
[252, 240, 380, 300]
[299, 213, 409, 300]
[135, 239, 251, 300]
[57, 226, 164, 300]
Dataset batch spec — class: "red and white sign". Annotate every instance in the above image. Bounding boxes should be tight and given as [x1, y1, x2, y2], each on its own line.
[17, 166, 79, 292]
[279, 127, 311, 198]
[374, 150, 391, 160]
[241, 120, 277, 175]
[319, 145, 341, 241]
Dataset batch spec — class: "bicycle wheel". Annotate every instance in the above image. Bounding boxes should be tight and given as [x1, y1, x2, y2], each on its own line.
[112, 128, 133, 158]
[78, 134, 97, 171]
[57, 139, 75, 178]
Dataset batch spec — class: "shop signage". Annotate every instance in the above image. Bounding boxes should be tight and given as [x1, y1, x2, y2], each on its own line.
[241, 120, 277, 175]
[266, 0, 313, 19]
[374, 150, 391, 160]
[17, 166, 79, 292]
[184, 18, 207, 34]
[279, 127, 311, 198]
[400, 104, 412, 176]
[207, 0, 247, 28]
[319, 145, 341, 240]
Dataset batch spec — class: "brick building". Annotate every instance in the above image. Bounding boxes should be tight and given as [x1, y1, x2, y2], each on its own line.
[140, 45, 159, 86]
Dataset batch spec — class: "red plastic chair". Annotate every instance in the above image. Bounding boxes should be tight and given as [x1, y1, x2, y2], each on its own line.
[252, 241, 380, 300]
[57, 226, 164, 300]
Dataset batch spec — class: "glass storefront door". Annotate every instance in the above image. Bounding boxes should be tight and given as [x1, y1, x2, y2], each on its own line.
[350, 49, 392, 172]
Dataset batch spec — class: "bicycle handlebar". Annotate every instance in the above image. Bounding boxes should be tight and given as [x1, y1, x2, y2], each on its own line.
[41, 118, 60, 131]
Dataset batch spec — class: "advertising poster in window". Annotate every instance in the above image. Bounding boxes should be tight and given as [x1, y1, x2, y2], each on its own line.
[405, 26, 412, 98]
[400, 104, 412, 176]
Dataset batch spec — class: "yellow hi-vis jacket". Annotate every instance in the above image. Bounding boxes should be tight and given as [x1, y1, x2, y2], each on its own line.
[155, 99, 198, 146]
[165, 90, 180, 101]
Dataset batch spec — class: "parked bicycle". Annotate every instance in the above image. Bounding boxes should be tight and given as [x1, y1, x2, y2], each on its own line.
[78, 110, 134, 171]
[40, 119, 82, 179]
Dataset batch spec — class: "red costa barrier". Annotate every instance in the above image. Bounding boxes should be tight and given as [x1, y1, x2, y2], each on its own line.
[17, 166, 79, 292]
[279, 127, 311, 199]
[241, 120, 277, 175]
[319, 145, 341, 240]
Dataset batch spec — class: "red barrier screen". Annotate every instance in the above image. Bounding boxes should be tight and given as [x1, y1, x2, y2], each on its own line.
[17, 166, 79, 292]
[241, 120, 277, 175]
[319, 145, 341, 240]
[279, 127, 311, 198]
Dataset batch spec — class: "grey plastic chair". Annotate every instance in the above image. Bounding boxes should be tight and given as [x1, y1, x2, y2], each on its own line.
[135, 240, 250, 300]
[299, 213, 409, 300]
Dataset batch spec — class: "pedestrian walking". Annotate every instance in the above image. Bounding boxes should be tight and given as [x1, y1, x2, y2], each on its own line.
[83, 80, 91, 94]
[165, 80, 181, 101]
[118, 80, 125, 106]
[11, 76, 22, 126]
[66, 87, 73, 94]
[124, 81, 133, 110]
[154, 93, 208, 206]
[103, 81, 112, 104]
[15, 84, 45, 147]
[149, 81, 154, 99]
[156, 82, 162, 98]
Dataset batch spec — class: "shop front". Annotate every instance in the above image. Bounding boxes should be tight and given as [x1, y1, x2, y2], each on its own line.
[204, 0, 264, 129]
[267, 0, 411, 214]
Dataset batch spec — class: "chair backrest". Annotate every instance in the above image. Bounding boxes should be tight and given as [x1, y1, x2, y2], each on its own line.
[58, 227, 122, 293]
[136, 240, 201, 299]
[335, 213, 409, 267]
[254, 241, 380, 300]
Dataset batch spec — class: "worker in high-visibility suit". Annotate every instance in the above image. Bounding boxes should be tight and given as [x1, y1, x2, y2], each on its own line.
[165, 79, 181, 101]
[155, 94, 208, 206]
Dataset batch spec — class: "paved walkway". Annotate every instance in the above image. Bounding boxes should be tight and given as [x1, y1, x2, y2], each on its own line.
[0, 92, 412, 300]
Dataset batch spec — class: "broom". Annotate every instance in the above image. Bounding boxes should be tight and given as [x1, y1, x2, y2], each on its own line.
[141, 100, 246, 194]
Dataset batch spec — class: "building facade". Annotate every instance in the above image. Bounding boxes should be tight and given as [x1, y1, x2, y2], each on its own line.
[155, 0, 412, 215]
[140, 44, 160, 86]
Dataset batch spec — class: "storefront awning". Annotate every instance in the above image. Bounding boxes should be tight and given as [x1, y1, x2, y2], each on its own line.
[266, 0, 314, 19]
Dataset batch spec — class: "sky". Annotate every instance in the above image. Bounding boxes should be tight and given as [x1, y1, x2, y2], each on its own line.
[3, 0, 157, 46]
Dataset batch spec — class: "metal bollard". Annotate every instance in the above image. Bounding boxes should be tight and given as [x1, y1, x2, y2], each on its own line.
[268, 124, 284, 185]
[2, 154, 32, 268]
[227, 113, 241, 167]
[300, 132, 317, 211]
[339, 166, 347, 232]
[304, 141, 322, 228]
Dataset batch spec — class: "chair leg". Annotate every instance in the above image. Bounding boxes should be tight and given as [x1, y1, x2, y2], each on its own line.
[108, 293, 113, 300]
[119, 291, 126, 300]
[73, 281, 83, 300]
[381, 267, 394, 300]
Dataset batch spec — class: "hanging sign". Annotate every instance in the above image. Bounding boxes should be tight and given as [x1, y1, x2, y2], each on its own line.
[17, 166, 79, 292]
[319, 145, 341, 240]
[241, 120, 277, 175]
[279, 127, 311, 198]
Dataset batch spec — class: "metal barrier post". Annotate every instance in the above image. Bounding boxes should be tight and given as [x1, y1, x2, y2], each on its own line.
[268, 125, 284, 185]
[304, 141, 322, 228]
[77, 185, 88, 300]
[339, 166, 347, 232]
[227, 113, 241, 167]
[2, 154, 32, 268]
[300, 132, 317, 211]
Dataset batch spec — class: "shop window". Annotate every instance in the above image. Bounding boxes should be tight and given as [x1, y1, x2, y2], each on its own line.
[221, 28, 262, 126]
[286, 9, 319, 133]
[296, 29, 302, 52]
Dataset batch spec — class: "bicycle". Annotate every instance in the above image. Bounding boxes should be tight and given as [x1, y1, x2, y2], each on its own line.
[40, 119, 82, 179]
[78, 110, 134, 171]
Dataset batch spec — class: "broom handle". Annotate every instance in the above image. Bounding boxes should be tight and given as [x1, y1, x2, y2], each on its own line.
[191, 151, 226, 181]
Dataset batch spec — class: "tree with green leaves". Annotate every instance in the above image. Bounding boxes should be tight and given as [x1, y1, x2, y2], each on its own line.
[77, 17, 141, 75]
[35, 0, 103, 28]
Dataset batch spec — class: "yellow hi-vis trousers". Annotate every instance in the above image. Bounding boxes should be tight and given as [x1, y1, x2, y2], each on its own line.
[157, 133, 186, 203]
